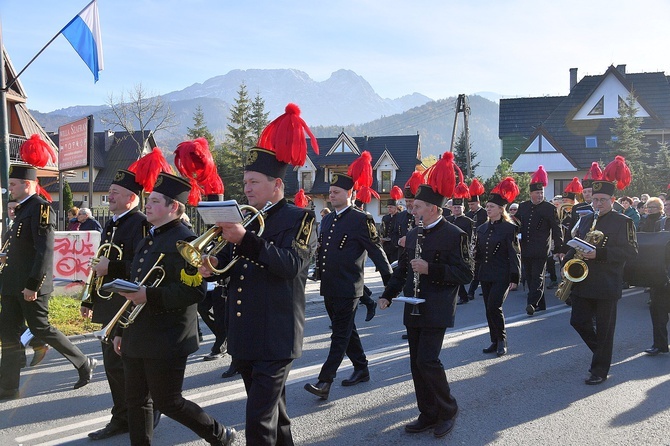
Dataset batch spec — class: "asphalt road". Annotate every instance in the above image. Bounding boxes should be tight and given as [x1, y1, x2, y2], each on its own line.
[1, 268, 669, 445]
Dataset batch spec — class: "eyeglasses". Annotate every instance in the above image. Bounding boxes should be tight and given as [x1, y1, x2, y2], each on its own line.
[647, 205, 660, 209]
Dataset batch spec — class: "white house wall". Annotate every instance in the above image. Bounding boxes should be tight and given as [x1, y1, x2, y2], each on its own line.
[573, 72, 650, 120]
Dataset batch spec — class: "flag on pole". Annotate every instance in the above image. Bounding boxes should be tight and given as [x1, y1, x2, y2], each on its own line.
[60, 0, 104, 82]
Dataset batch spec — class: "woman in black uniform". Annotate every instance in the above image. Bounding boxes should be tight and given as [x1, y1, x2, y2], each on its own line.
[474, 177, 521, 357]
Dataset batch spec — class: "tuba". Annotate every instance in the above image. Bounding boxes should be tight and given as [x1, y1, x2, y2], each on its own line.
[93, 254, 166, 343]
[176, 201, 273, 275]
[80, 227, 123, 303]
[555, 211, 605, 301]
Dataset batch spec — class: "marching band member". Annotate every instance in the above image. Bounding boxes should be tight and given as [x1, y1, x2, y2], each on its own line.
[115, 172, 235, 445]
[465, 179, 487, 301]
[379, 152, 473, 438]
[200, 104, 317, 445]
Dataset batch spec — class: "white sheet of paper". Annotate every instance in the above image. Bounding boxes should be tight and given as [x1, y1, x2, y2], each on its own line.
[197, 200, 243, 225]
[21, 328, 34, 347]
[394, 296, 426, 305]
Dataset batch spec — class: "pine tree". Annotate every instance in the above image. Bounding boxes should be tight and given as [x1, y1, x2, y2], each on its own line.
[482, 159, 531, 204]
[187, 105, 215, 148]
[213, 147, 245, 203]
[249, 92, 270, 142]
[225, 82, 254, 164]
[453, 130, 480, 177]
[63, 181, 74, 215]
[651, 140, 670, 195]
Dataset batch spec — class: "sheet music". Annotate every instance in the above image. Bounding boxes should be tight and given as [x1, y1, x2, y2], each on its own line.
[196, 200, 244, 224]
[394, 296, 426, 305]
[99, 279, 141, 294]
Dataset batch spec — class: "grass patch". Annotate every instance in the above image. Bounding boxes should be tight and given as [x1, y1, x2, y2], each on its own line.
[48, 295, 102, 336]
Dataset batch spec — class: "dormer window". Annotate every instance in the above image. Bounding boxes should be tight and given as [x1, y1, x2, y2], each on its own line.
[588, 97, 604, 116]
[333, 141, 354, 153]
[301, 171, 313, 191]
[380, 171, 392, 193]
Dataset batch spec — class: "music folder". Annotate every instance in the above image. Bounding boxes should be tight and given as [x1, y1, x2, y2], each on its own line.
[196, 200, 244, 225]
[567, 237, 596, 254]
[394, 296, 426, 305]
[99, 279, 141, 294]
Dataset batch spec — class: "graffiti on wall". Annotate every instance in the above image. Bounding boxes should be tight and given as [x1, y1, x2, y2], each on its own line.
[53, 231, 101, 282]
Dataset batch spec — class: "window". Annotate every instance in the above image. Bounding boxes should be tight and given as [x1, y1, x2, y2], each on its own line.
[101, 195, 109, 204]
[82, 195, 88, 203]
[380, 171, 392, 193]
[82, 171, 88, 179]
[333, 141, 354, 153]
[588, 96, 604, 116]
[301, 172, 313, 191]
[554, 179, 572, 197]
[618, 95, 627, 114]
[585, 136, 598, 148]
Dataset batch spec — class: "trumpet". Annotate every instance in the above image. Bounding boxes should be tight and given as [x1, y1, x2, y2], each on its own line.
[80, 227, 123, 303]
[0, 238, 10, 273]
[177, 201, 273, 275]
[93, 253, 166, 343]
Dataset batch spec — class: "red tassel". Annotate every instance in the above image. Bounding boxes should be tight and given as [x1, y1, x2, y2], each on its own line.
[175, 138, 217, 184]
[257, 103, 319, 166]
[128, 147, 173, 192]
[530, 165, 548, 187]
[390, 185, 403, 200]
[454, 182, 470, 199]
[348, 151, 373, 189]
[405, 171, 425, 195]
[356, 186, 380, 204]
[36, 181, 53, 203]
[295, 189, 310, 208]
[603, 155, 632, 190]
[20, 134, 57, 168]
[584, 162, 603, 181]
[202, 174, 224, 196]
[427, 152, 456, 198]
[491, 177, 519, 204]
[564, 177, 583, 194]
[187, 177, 203, 206]
[469, 178, 485, 197]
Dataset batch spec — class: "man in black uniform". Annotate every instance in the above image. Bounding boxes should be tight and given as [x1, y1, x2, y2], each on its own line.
[304, 169, 392, 400]
[200, 146, 316, 445]
[465, 183, 487, 301]
[516, 166, 563, 315]
[115, 172, 235, 445]
[379, 182, 473, 438]
[449, 198, 475, 305]
[566, 170, 638, 385]
[380, 195, 401, 263]
[81, 170, 153, 440]
[0, 165, 96, 400]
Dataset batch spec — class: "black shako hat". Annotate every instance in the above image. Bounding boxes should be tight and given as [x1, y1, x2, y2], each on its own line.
[452, 198, 464, 206]
[9, 164, 37, 181]
[330, 173, 355, 191]
[415, 184, 447, 207]
[245, 147, 288, 179]
[112, 169, 143, 195]
[591, 180, 616, 197]
[153, 172, 192, 205]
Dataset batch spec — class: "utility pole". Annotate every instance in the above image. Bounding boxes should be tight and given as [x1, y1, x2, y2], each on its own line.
[449, 94, 472, 178]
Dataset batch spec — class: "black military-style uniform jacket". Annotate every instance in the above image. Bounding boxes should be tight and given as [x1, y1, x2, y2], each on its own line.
[516, 200, 563, 258]
[1, 194, 54, 295]
[466, 206, 488, 228]
[381, 218, 473, 328]
[213, 199, 316, 361]
[396, 209, 415, 239]
[447, 214, 474, 239]
[474, 219, 521, 284]
[82, 207, 151, 325]
[565, 210, 638, 300]
[120, 218, 205, 359]
[317, 205, 392, 298]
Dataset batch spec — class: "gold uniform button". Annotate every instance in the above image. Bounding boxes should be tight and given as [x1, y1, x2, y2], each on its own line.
[236, 312, 241, 317]
[243, 264, 248, 269]
[144, 249, 149, 254]
[148, 241, 153, 245]
[237, 300, 242, 305]
[237, 287, 242, 292]
[240, 275, 244, 280]
[137, 268, 142, 273]
[139, 258, 144, 263]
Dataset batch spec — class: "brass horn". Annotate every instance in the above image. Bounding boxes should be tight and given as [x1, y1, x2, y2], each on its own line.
[177, 202, 272, 275]
[80, 227, 123, 303]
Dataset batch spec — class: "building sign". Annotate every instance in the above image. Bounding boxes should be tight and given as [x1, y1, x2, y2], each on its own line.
[58, 117, 89, 170]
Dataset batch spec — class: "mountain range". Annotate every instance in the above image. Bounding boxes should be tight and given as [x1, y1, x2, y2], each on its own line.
[30, 68, 501, 178]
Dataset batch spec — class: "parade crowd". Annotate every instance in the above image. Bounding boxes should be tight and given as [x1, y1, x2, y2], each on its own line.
[1, 104, 667, 446]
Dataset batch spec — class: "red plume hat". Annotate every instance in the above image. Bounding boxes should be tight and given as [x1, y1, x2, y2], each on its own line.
[582, 162, 603, 189]
[20, 134, 57, 168]
[468, 178, 486, 202]
[404, 171, 425, 199]
[563, 177, 583, 200]
[488, 177, 519, 206]
[387, 185, 403, 206]
[598, 155, 631, 194]
[530, 165, 548, 191]
[127, 147, 173, 193]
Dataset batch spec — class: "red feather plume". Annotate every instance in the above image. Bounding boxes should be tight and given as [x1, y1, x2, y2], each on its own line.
[36, 180, 53, 203]
[257, 103, 319, 166]
[201, 174, 224, 196]
[356, 186, 380, 204]
[491, 177, 519, 204]
[427, 151, 456, 198]
[128, 147, 173, 192]
[603, 155, 632, 190]
[530, 165, 548, 187]
[174, 138, 216, 184]
[564, 177, 583, 194]
[390, 185, 403, 200]
[584, 162, 603, 181]
[469, 178, 485, 197]
[186, 177, 203, 206]
[405, 171, 425, 195]
[348, 151, 373, 189]
[20, 134, 57, 168]
[295, 189, 310, 208]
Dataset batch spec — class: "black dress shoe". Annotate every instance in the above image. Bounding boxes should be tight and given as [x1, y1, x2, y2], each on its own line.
[456, 299, 468, 305]
[496, 341, 507, 357]
[74, 357, 97, 389]
[467, 294, 475, 301]
[526, 304, 535, 316]
[304, 381, 331, 399]
[0, 388, 19, 400]
[405, 417, 437, 433]
[434, 417, 456, 438]
[644, 347, 669, 356]
[221, 365, 239, 379]
[203, 352, 225, 361]
[30, 344, 49, 367]
[216, 426, 236, 446]
[342, 369, 370, 386]
[88, 423, 128, 440]
[401, 334, 408, 340]
[482, 343, 497, 354]
[365, 302, 376, 322]
[585, 374, 607, 385]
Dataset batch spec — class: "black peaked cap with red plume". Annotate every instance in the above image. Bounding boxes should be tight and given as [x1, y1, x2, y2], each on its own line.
[530, 165, 548, 191]
[128, 147, 173, 193]
[387, 185, 403, 206]
[417, 151, 456, 207]
[582, 162, 603, 189]
[404, 171, 425, 199]
[563, 177, 583, 200]
[468, 178, 485, 202]
[488, 177, 519, 206]
[597, 155, 631, 195]
[20, 134, 57, 168]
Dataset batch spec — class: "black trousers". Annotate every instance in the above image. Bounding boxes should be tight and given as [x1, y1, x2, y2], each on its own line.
[198, 286, 227, 354]
[546, 255, 558, 281]
[457, 285, 469, 300]
[319, 295, 368, 382]
[467, 279, 480, 297]
[383, 243, 399, 264]
[101, 340, 128, 428]
[481, 281, 510, 342]
[123, 355, 225, 446]
[649, 287, 670, 351]
[570, 296, 618, 378]
[0, 293, 87, 390]
[522, 257, 547, 310]
[237, 358, 294, 446]
[406, 326, 458, 422]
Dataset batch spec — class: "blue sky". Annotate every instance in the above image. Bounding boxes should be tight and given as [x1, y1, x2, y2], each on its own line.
[3, 0, 670, 113]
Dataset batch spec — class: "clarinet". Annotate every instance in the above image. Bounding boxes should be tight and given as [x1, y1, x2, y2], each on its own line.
[414, 217, 424, 296]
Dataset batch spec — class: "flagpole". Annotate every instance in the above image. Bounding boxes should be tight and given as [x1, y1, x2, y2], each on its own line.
[0, 17, 10, 232]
